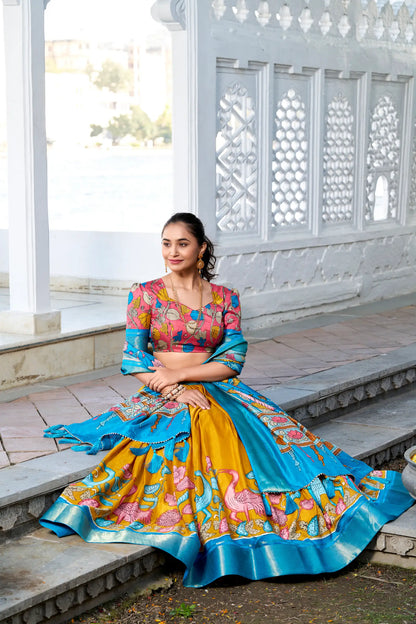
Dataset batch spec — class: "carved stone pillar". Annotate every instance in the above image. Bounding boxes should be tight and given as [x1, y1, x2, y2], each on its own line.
[0, 0, 60, 334]
[151, 0, 217, 237]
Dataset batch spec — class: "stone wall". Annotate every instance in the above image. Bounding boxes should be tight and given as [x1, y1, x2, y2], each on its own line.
[155, 0, 416, 327]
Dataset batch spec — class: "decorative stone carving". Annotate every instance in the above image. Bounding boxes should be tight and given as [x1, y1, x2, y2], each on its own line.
[272, 89, 308, 229]
[212, 0, 227, 20]
[321, 244, 362, 281]
[151, 0, 186, 31]
[356, 12, 369, 40]
[255, 1, 271, 26]
[233, 0, 249, 23]
[299, 6, 314, 33]
[278, 3, 293, 31]
[56, 591, 75, 613]
[406, 369, 416, 383]
[374, 533, 386, 551]
[365, 95, 400, 223]
[409, 124, 416, 214]
[44, 599, 58, 619]
[338, 13, 351, 37]
[216, 82, 258, 232]
[0, 505, 21, 530]
[207, 0, 416, 44]
[390, 536, 415, 556]
[28, 495, 46, 518]
[322, 94, 355, 224]
[373, 16, 385, 39]
[380, 377, 392, 392]
[290, 365, 416, 430]
[319, 9, 333, 35]
[87, 578, 105, 598]
[389, 19, 400, 42]
[116, 563, 133, 583]
[271, 247, 322, 288]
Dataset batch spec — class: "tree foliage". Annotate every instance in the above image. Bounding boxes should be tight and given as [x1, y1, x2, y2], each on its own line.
[107, 115, 132, 144]
[91, 105, 172, 145]
[154, 107, 172, 142]
[90, 124, 103, 138]
[130, 106, 154, 141]
[93, 59, 132, 93]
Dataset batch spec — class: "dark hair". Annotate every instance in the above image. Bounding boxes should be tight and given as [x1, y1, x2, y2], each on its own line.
[162, 212, 216, 282]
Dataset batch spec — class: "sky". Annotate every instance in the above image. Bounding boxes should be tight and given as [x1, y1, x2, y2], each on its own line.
[44, 0, 163, 42]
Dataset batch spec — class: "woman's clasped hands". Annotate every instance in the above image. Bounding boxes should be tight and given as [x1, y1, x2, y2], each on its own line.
[148, 365, 210, 410]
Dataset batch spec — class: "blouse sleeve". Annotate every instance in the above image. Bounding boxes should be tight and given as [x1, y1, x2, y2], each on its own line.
[121, 282, 162, 375]
[208, 287, 247, 374]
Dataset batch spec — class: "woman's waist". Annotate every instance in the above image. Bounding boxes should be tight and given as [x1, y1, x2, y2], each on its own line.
[154, 351, 210, 369]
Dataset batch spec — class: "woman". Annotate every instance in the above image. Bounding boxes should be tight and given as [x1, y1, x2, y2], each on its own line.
[41, 212, 413, 588]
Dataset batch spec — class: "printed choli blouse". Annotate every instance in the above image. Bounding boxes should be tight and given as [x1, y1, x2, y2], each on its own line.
[121, 278, 246, 377]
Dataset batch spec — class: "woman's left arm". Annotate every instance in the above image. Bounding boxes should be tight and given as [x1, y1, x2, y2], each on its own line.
[147, 361, 237, 392]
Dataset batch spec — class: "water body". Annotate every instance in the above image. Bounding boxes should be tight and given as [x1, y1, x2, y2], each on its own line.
[0, 147, 174, 232]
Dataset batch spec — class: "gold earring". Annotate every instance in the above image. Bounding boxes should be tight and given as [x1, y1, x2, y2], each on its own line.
[165, 261, 168, 273]
[196, 254, 204, 276]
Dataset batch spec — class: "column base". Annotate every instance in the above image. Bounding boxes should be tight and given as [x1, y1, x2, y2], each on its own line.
[0, 310, 61, 335]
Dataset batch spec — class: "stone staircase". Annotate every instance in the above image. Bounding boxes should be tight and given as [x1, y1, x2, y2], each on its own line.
[0, 290, 126, 393]
[1, 346, 416, 624]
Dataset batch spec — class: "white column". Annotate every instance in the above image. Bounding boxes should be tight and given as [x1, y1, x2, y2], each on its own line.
[0, 0, 60, 334]
[151, 0, 217, 237]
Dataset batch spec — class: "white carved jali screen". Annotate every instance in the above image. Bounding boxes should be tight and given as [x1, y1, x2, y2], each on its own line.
[155, 0, 416, 327]
[212, 0, 416, 235]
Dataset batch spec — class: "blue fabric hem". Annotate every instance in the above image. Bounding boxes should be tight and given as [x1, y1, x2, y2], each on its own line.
[40, 476, 414, 588]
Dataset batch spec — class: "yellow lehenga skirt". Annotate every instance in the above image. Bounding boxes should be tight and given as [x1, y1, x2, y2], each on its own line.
[40, 380, 413, 587]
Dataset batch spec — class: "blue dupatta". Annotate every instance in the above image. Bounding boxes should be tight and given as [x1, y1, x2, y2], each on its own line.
[43, 329, 248, 455]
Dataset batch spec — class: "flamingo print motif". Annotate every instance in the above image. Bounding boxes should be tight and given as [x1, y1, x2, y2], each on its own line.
[219, 469, 265, 522]
[194, 470, 213, 525]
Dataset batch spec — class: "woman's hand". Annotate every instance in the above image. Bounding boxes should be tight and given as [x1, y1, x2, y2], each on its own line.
[147, 366, 181, 392]
[178, 389, 210, 410]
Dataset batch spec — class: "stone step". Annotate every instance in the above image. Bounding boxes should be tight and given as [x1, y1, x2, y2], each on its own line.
[0, 450, 107, 544]
[1, 360, 416, 624]
[366, 504, 416, 569]
[310, 384, 416, 467]
[0, 528, 167, 624]
[1, 431, 415, 624]
[0, 324, 124, 392]
[1, 346, 416, 544]
[1, 507, 415, 624]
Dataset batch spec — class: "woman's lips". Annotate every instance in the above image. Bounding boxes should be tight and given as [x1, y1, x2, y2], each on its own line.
[168, 259, 182, 264]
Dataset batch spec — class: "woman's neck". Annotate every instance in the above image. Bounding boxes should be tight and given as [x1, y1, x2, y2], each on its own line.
[168, 271, 201, 291]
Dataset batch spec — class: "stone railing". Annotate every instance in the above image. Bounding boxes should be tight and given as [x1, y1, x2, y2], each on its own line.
[210, 1, 416, 44]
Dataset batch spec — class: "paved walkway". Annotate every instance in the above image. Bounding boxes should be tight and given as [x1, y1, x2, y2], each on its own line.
[1, 293, 416, 469]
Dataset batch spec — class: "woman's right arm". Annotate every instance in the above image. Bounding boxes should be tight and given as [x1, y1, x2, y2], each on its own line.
[121, 283, 163, 379]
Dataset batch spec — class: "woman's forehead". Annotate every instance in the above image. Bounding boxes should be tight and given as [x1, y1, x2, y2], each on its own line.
[162, 222, 195, 240]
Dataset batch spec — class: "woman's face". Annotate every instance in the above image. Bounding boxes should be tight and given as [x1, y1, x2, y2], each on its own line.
[162, 222, 206, 274]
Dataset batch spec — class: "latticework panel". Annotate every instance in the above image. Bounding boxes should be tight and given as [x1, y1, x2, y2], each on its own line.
[322, 94, 355, 224]
[365, 95, 400, 222]
[409, 124, 416, 215]
[271, 88, 308, 229]
[216, 82, 258, 232]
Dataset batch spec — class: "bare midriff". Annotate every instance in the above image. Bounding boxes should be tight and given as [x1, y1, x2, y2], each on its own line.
[153, 351, 209, 370]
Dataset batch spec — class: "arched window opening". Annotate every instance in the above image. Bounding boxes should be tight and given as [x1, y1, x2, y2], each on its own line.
[373, 174, 389, 221]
